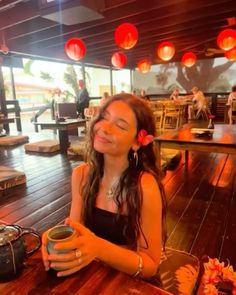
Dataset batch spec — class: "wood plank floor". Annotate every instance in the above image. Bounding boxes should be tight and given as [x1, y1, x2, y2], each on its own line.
[0, 131, 235, 269]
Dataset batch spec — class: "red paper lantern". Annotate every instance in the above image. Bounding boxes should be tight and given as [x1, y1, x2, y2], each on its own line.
[181, 52, 197, 67]
[65, 38, 86, 61]
[137, 59, 151, 73]
[111, 52, 127, 68]
[114, 23, 138, 50]
[217, 29, 236, 51]
[157, 41, 175, 61]
[224, 46, 236, 61]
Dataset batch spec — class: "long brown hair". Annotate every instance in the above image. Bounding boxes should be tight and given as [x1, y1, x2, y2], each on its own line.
[81, 93, 167, 248]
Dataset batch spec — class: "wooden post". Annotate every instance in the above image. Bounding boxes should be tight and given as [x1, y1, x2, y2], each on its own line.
[0, 65, 9, 133]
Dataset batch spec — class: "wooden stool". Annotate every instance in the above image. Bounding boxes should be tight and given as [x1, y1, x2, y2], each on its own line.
[0, 166, 26, 190]
[0, 135, 29, 146]
[24, 140, 60, 153]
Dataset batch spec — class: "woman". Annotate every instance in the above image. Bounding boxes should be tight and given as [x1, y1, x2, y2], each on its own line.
[169, 88, 180, 102]
[42, 93, 166, 279]
[226, 85, 236, 125]
[188, 86, 207, 119]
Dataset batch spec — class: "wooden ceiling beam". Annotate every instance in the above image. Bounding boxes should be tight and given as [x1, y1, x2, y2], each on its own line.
[0, 1, 39, 30]
[9, 0, 236, 52]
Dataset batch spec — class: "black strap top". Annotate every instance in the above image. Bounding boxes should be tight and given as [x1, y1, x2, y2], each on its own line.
[85, 207, 128, 245]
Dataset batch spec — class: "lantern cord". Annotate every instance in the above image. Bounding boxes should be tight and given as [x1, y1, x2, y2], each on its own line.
[8, 240, 17, 275]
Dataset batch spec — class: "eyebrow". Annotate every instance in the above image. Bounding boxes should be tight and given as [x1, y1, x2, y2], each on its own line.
[104, 110, 130, 127]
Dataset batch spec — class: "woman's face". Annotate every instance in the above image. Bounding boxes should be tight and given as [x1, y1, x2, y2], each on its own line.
[93, 100, 138, 156]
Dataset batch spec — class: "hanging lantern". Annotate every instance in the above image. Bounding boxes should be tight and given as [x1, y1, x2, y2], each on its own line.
[114, 23, 138, 49]
[224, 46, 236, 61]
[217, 29, 236, 51]
[181, 52, 197, 67]
[157, 41, 175, 61]
[137, 59, 151, 73]
[64, 38, 86, 61]
[111, 52, 127, 68]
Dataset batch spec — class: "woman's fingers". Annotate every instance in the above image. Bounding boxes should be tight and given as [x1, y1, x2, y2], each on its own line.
[57, 265, 83, 277]
[55, 256, 90, 277]
[41, 231, 50, 271]
[48, 250, 78, 262]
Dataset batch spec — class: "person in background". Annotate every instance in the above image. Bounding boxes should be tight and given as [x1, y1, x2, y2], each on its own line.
[226, 85, 236, 125]
[188, 86, 207, 119]
[42, 93, 166, 281]
[140, 89, 150, 101]
[169, 88, 180, 102]
[132, 89, 137, 96]
[77, 80, 90, 119]
[100, 92, 110, 106]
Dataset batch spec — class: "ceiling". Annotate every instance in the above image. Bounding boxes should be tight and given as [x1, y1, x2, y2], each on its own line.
[0, 0, 236, 69]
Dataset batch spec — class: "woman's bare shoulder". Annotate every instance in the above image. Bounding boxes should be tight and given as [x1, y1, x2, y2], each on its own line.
[140, 172, 160, 193]
[72, 163, 90, 178]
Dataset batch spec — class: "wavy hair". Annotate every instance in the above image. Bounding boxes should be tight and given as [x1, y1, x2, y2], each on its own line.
[81, 93, 167, 249]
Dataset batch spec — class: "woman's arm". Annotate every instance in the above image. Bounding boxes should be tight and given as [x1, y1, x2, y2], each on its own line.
[70, 163, 89, 222]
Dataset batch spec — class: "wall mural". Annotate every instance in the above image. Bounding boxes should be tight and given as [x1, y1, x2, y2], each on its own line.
[133, 58, 236, 94]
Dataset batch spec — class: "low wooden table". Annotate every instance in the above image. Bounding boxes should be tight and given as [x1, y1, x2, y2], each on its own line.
[0, 250, 170, 295]
[35, 119, 86, 153]
[155, 123, 236, 170]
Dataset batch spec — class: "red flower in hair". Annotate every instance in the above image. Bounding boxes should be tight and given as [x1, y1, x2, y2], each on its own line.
[137, 129, 154, 146]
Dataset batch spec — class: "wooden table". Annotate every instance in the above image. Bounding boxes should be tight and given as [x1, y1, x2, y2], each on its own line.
[35, 119, 86, 153]
[0, 250, 170, 295]
[155, 123, 236, 170]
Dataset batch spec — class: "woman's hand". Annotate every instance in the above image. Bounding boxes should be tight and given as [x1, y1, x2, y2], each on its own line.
[41, 230, 50, 271]
[48, 220, 99, 277]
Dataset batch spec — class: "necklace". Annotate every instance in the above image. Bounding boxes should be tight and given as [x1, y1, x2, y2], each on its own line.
[106, 180, 119, 200]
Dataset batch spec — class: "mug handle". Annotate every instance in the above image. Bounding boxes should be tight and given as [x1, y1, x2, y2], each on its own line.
[20, 227, 42, 256]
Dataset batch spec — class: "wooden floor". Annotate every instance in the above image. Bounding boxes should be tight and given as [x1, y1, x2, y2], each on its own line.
[0, 130, 235, 269]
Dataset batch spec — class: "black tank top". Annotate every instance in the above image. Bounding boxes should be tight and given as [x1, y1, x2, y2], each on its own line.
[85, 207, 128, 245]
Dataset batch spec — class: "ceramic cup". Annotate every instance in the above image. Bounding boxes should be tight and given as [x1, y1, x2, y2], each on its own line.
[46, 224, 77, 270]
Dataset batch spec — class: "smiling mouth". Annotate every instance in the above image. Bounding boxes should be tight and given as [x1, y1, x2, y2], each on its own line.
[94, 134, 111, 143]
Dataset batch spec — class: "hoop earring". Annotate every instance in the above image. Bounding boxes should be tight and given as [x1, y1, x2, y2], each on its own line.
[133, 151, 138, 168]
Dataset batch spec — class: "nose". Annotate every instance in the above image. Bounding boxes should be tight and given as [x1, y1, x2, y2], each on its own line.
[99, 120, 113, 134]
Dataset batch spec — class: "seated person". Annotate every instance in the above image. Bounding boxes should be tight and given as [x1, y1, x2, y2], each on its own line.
[188, 86, 207, 119]
[226, 85, 236, 125]
[140, 89, 150, 101]
[100, 92, 110, 106]
[169, 88, 180, 102]
[42, 93, 166, 280]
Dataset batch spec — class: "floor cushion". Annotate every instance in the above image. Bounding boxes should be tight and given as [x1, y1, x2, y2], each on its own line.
[0, 166, 26, 190]
[0, 135, 29, 146]
[161, 148, 182, 170]
[24, 140, 60, 153]
[146, 247, 200, 295]
[67, 140, 86, 156]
